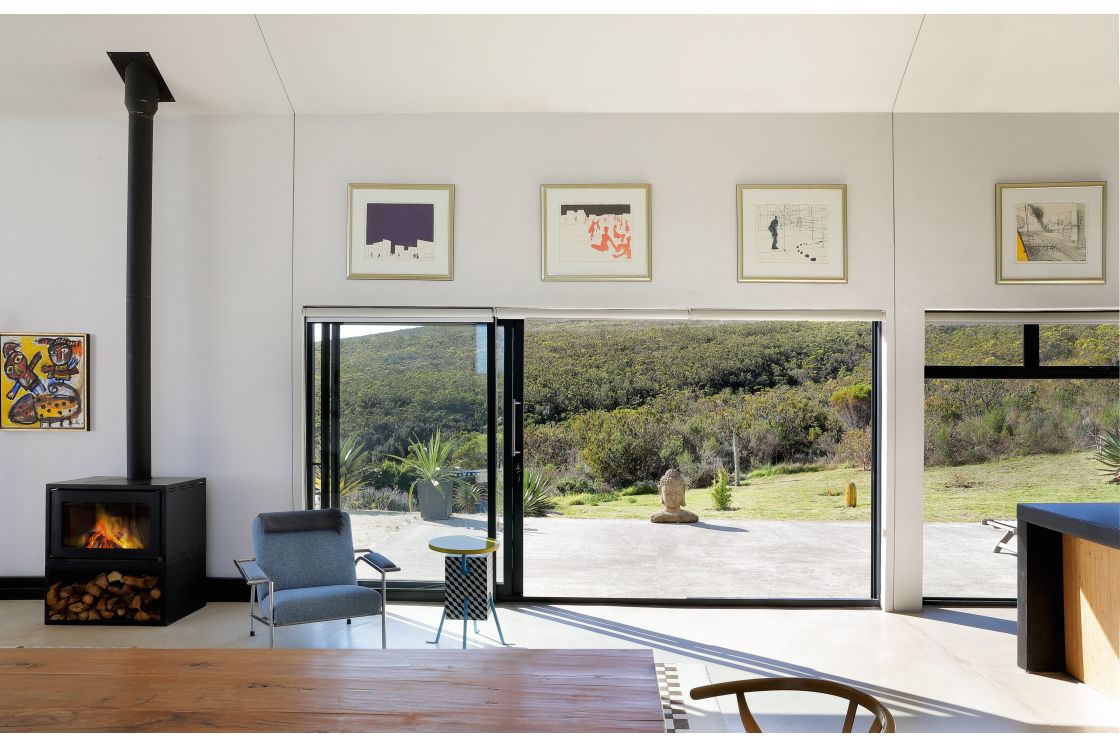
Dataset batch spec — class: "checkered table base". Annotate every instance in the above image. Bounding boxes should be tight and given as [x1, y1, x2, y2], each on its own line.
[443, 555, 491, 621]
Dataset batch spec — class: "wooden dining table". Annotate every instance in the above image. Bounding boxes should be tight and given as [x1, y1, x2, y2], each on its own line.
[0, 647, 665, 732]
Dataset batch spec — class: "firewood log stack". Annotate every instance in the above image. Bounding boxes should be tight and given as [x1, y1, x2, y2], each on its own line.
[46, 571, 162, 622]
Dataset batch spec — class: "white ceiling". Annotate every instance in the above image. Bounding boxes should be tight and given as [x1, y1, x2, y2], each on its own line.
[0, 14, 1116, 115]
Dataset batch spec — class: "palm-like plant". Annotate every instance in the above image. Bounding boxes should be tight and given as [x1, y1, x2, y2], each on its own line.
[522, 468, 559, 518]
[1093, 427, 1120, 483]
[388, 429, 469, 511]
[314, 436, 373, 499]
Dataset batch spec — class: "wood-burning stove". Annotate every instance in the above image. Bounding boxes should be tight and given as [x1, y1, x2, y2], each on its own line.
[45, 476, 205, 625]
[42, 56, 206, 627]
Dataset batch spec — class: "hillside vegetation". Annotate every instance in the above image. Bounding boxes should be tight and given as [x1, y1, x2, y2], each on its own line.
[319, 321, 1117, 495]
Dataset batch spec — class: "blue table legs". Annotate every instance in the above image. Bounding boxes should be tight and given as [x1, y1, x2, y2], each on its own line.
[490, 595, 509, 646]
[427, 552, 512, 648]
[428, 609, 447, 644]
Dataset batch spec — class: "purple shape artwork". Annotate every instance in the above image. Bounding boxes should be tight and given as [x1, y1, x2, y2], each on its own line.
[367, 202, 434, 251]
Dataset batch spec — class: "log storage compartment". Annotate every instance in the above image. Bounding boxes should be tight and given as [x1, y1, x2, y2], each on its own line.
[46, 570, 163, 623]
[45, 477, 205, 626]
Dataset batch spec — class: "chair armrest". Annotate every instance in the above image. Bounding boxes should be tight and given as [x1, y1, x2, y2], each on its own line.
[357, 552, 401, 573]
[234, 558, 271, 586]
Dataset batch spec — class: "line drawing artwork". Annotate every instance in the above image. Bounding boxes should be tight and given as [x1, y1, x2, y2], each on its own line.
[1014, 202, 1086, 262]
[558, 203, 633, 261]
[365, 202, 436, 262]
[753, 203, 828, 263]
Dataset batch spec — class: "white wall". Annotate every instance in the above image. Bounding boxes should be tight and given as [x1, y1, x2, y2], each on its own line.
[0, 115, 293, 577]
[293, 114, 896, 311]
[891, 113, 1119, 609]
[1, 111, 1115, 608]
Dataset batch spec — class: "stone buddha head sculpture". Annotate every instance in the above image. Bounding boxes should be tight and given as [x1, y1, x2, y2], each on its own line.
[658, 468, 687, 512]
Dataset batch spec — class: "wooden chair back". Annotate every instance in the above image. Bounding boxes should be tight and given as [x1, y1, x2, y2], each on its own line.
[689, 676, 896, 733]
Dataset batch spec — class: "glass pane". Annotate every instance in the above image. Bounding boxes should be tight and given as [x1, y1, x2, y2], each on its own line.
[521, 319, 874, 599]
[925, 323, 1023, 366]
[1039, 323, 1119, 366]
[63, 503, 150, 550]
[330, 323, 493, 587]
[309, 323, 322, 509]
[923, 377, 1119, 598]
[494, 325, 504, 585]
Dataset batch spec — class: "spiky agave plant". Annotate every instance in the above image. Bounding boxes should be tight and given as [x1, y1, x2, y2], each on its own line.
[522, 468, 559, 518]
[1093, 427, 1120, 483]
[314, 436, 373, 500]
[388, 429, 469, 512]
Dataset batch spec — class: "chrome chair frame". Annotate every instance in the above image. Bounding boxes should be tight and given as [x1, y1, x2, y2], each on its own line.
[234, 548, 400, 648]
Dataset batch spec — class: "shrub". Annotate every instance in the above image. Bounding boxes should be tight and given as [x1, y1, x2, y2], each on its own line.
[620, 481, 658, 496]
[584, 492, 621, 506]
[830, 382, 872, 429]
[710, 468, 734, 511]
[837, 428, 873, 470]
[567, 498, 586, 506]
[745, 463, 823, 479]
[343, 487, 409, 512]
[556, 476, 596, 495]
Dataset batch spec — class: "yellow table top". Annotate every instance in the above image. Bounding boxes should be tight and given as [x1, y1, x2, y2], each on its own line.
[428, 535, 500, 555]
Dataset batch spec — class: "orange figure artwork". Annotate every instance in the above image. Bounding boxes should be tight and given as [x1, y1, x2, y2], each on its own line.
[559, 204, 633, 262]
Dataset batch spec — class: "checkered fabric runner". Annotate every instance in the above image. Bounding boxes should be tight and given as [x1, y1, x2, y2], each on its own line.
[655, 662, 690, 732]
[443, 555, 491, 620]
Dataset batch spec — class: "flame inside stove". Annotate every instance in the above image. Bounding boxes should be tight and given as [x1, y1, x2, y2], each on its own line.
[79, 506, 146, 549]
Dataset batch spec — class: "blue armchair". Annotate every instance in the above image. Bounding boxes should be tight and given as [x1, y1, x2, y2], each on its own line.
[234, 510, 400, 648]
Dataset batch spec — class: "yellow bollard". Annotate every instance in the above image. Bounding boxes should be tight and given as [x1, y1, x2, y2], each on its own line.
[844, 482, 857, 508]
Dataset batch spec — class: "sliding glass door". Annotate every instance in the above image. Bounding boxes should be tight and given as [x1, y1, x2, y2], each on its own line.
[308, 321, 499, 589]
[308, 313, 881, 603]
[507, 317, 879, 602]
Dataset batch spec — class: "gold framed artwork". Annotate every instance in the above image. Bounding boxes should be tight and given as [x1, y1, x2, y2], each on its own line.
[1, 333, 89, 431]
[995, 181, 1106, 284]
[347, 184, 454, 280]
[541, 184, 652, 281]
[737, 184, 847, 283]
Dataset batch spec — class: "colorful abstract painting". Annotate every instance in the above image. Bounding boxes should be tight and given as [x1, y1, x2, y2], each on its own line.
[542, 185, 651, 281]
[1, 333, 89, 430]
[348, 184, 454, 280]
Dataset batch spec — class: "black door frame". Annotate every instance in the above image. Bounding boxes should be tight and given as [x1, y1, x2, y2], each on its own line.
[307, 316, 884, 607]
[494, 317, 882, 608]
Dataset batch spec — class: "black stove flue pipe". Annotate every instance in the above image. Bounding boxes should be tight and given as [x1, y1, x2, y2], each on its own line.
[124, 62, 158, 480]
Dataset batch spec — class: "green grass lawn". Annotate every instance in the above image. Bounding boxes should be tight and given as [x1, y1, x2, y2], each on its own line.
[550, 452, 1115, 522]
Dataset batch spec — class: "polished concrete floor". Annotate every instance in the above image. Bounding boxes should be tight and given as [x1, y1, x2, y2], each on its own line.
[1, 600, 1115, 733]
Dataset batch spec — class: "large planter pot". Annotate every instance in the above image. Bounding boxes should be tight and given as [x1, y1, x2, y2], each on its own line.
[417, 481, 452, 521]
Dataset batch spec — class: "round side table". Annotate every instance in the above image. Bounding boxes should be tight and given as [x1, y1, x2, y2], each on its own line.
[426, 535, 510, 649]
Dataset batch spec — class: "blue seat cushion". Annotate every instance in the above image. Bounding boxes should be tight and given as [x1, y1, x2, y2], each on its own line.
[260, 584, 382, 626]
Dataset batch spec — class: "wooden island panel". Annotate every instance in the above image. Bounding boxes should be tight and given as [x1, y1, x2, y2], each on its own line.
[1063, 535, 1120, 702]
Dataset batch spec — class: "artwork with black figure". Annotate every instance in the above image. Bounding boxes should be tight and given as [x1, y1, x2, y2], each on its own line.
[1014, 202, 1087, 262]
[753, 203, 828, 264]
